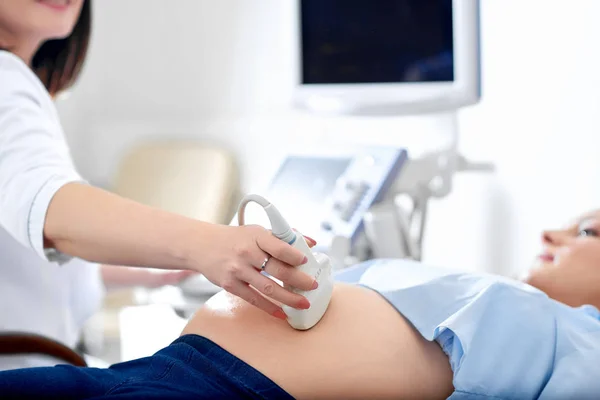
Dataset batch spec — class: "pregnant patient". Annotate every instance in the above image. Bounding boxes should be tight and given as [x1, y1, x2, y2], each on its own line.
[182, 253, 600, 399]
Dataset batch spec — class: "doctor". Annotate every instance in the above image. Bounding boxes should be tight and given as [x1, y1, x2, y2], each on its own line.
[0, 0, 317, 369]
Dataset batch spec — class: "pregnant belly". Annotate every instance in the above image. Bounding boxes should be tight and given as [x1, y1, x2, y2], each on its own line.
[182, 283, 454, 400]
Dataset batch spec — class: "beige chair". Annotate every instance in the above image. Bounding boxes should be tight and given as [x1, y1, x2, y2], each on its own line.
[101, 140, 240, 336]
[113, 141, 240, 224]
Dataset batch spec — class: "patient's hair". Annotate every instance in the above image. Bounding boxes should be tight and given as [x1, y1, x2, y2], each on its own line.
[32, 0, 92, 96]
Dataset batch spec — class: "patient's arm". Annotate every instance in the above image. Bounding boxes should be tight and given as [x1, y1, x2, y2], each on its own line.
[182, 283, 454, 400]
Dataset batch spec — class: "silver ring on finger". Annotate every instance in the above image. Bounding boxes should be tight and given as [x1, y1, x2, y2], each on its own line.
[260, 256, 271, 271]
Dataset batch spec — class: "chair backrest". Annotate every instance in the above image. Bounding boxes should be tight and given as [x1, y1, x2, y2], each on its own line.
[0, 333, 87, 367]
[113, 141, 240, 224]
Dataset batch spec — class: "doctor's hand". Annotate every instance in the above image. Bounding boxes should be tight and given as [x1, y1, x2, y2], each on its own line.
[196, 224, 318, 320]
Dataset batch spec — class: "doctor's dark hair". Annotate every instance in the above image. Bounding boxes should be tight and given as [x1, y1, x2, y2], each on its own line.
[33, 0, 92, 96]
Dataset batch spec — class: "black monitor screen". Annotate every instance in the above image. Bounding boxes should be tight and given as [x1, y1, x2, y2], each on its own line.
[300, 0, 454, 84]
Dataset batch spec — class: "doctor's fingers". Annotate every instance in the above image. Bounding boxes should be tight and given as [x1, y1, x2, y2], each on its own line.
[241, 236, 315, 292]
[243, 266, 311, 310]
[260, 257, 316, 292]
[267, 228, 317, 248]
[256, 232, 307, 267]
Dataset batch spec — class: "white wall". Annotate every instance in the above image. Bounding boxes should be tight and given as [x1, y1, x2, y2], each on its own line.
[56, 0, 600, 277]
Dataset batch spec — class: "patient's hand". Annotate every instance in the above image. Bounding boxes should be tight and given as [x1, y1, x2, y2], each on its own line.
[101, 265, 196, 289]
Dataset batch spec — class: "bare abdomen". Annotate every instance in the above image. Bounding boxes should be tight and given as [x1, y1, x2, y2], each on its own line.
[182, 283, 454, 399]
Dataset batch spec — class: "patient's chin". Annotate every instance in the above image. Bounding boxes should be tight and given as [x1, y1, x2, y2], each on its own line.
[522, 260, 560, 285]
[523, 270, 584, 307]
[521, 266, 542, 287]
[521, 267, 559, 301]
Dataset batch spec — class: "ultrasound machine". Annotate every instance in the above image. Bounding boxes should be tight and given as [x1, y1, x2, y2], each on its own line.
[179, 0, 492, 298]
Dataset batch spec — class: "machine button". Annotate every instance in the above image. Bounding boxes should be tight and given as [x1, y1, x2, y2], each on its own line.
[348, 194, 363, 210]
[345, 181, 358, 192]
[358, 181, 370, 193]
[320, 221, 333, 231]
[332, 201, 345, 212]
[340, 209, 353, 222]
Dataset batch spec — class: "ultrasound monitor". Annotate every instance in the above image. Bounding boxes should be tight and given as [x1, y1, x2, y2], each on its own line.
[292, 0, 481, 115]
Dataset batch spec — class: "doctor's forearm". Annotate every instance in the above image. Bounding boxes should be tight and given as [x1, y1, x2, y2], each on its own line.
[44, 183, 207, 270]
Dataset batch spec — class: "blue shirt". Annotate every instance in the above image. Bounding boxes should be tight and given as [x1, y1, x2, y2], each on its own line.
[336, 259, 600, 399]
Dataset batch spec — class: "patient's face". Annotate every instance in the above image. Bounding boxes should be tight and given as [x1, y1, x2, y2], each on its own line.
[524, 210, 600, 308]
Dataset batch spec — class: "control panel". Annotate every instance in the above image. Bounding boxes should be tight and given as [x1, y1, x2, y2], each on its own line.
[255, 146, 408, 253]
[315, 148, 407, 246]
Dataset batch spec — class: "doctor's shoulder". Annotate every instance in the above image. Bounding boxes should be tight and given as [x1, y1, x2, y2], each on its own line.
[0, 50, 50, 106]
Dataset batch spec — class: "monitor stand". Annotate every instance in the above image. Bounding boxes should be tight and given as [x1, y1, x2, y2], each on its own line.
[362, 111, 494, 261]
